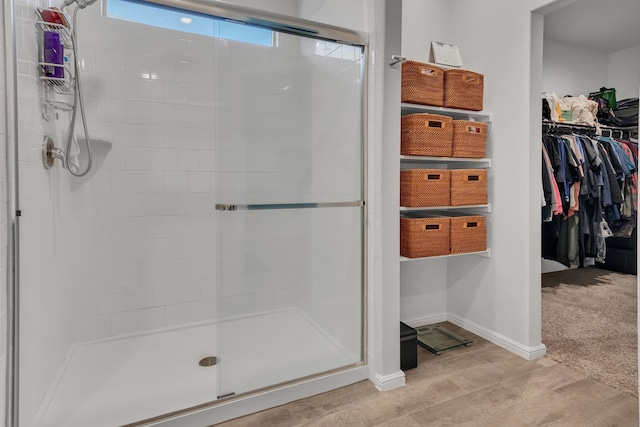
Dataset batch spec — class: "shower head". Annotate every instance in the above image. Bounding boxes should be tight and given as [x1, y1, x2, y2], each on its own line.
[62, 0, 98, 9]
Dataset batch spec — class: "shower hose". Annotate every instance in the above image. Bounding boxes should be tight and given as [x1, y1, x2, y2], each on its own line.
[64, 5, 92, 177]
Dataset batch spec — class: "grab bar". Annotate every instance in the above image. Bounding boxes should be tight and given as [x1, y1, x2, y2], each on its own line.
[215, 201, 364, 211]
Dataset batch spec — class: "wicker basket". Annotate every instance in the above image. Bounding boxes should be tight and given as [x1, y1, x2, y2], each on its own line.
[401, 61, 444, 107]
[450, 215, 486, 254]
[400, 215, 450, 258]
[444, 69, 484, 111]
[401, 114, 453, 157]
[401, 169, 451, 207]
[450, 169, 487, 206]
[452, 121, 488, 158]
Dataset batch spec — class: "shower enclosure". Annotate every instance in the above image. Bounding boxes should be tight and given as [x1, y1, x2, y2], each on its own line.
[7, 0, 367, 425]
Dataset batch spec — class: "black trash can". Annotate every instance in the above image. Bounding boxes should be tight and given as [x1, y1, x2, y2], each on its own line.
[400, 322, 417, 370]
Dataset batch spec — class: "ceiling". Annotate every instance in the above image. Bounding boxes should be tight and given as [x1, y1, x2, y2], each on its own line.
[544, 0, 640, 53]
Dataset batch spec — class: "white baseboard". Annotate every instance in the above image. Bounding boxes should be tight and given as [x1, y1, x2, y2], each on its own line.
[447, 313, 547, 361]
[372, 371, 406, 392]
[401, 312, 447, 328]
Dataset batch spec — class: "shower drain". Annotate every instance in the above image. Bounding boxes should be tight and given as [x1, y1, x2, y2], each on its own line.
[199, 356, 217, 367]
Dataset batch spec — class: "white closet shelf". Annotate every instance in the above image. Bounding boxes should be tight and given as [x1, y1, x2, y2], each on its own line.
[401, 103, 492, 121]
[400, 155, 491, 167]
[400, 249, 491, 262]
[400, 204, 491, 212]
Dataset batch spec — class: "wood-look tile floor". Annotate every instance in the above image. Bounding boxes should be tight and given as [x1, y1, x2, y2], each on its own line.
[214, 323, 639, 426]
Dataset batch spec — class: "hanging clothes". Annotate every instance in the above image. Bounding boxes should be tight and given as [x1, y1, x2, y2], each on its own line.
[541, 126, 638, 267]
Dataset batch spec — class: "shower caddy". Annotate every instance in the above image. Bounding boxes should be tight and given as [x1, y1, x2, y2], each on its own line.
[36, 7, 75, 118]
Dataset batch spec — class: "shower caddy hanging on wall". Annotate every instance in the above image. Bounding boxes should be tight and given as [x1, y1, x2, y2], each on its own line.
[35, 4, 95, 177]
[36, 7, 75, 117]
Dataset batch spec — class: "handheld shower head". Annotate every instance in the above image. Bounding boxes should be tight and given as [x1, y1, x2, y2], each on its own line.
[62, 0, 98, 9]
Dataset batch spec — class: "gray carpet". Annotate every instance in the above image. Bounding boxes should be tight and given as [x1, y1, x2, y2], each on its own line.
[542, 267, 638, 397]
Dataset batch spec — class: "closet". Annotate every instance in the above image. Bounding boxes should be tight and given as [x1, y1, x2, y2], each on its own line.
[540, 0, 640, 399]
[541, 0, 640, 275]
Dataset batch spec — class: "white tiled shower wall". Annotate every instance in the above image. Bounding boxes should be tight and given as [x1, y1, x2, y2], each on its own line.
[16, 0, 365, 423]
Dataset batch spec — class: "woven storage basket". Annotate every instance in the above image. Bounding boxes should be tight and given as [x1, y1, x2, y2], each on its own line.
[450, 215, 486, 254]
[401, 114, 453, 157]
[401, 61, 444, 106]
[443, 69, 484, 111]
[452, 121, 488, 158]
[400, 215, 450, 258]
[450, 169, 487, 206]
[401, 169, 451, 207]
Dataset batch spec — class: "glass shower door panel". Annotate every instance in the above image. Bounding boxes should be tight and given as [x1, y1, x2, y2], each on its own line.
[216, 33, 364, 398]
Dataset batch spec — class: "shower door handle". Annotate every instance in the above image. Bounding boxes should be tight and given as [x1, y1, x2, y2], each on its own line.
[215, 201, 364, 211]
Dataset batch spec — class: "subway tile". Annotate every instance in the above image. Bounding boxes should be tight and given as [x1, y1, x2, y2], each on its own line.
[188, 299, 216, 322]
[151, 102, 176, 125]
[165, 259, 189, 282]
[110, 75, 138, 100]
[164, 171, 188, 193]
[125, 285, 154, 310]
[98, 289, 126, 313]
[112, 170, 139, 193]
[188, 171, 211, 193]
[138, 78, 164, 102]
[125, 148, 153, 171]
[124, 100, 152, 125]
[187, 84, 213, 107]
[164, 302, 190, 326]
[174, 105, 201, 128]
[149, 56, 176, 81]
[138, 125, 165, 148]
[152, 193, 177, 216]
[138, 216, 166, 239]
[175, 193, 200, 215]
[109, 123, 139, 148]
[176, 149, 199, 171]
[111, 311, 140, 336]
[108, 217, 139, 241]
[96, 98, 125, 123]
[175, 61, 200, 85]
[124, 239, 155, 262]
[125, 194, 153, 217]
[100, 147, 125, 170]
[81, 314, 111, 341]
[140, 260, 167, 285]
[112, 263, 140, 288]
[139, 307, 165, 331]
[151, 148, 176, 171]
[71, 291, 99, 317]
[153, 282, 178, 306]
[138, 171, 165, 193]
[123, 53, 150, 79]
[152, 238, 177, 260]
[163, 82, 189, 105]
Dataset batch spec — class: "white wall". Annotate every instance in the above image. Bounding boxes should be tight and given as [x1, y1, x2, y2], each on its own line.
[609, 44, 640, 101]
[543, 38, 609, 97]
[399, 0, 451, 324]
[400, 0, 545, 357]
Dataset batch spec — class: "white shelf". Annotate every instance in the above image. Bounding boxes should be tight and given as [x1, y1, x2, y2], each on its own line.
[401, 103, 491, 121]
[400, 249, 491, 262]
[400, 204, 491, 212]
[401, 155, 491, 167]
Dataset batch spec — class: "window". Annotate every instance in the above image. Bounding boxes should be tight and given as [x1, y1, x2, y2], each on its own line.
[107, 0, 274, 47]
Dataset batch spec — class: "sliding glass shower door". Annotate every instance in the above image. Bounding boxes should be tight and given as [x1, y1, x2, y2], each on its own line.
[214, 33, 365, 397]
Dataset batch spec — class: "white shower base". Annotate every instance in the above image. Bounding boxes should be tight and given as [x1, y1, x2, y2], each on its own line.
[35, 308, 356, 427]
